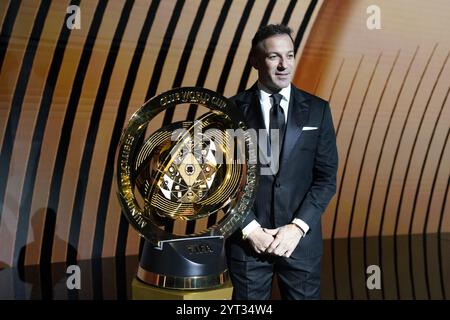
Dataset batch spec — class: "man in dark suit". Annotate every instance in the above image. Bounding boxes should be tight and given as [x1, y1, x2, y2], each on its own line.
[226, 24, 338, 300]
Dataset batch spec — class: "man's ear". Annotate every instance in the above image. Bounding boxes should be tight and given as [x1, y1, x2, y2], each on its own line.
[249, 54, 258, 70]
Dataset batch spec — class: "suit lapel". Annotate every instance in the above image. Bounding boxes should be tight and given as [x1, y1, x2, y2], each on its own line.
[241, 84, 265, 132]
[238, 84, 271, 168]
[280, 87, 310, 164]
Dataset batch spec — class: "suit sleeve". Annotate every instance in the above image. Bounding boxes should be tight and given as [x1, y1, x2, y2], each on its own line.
[242, 208, 258, 228]
[293, 101, 338, 231]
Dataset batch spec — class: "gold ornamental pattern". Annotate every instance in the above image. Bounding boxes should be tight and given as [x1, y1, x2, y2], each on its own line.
[116, 88, 258, 245]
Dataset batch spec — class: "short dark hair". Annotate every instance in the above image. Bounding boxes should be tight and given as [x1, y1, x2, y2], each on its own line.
[251, 24, 294, 55]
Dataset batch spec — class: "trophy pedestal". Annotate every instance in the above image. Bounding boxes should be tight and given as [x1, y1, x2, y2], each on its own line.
[116, 87, 258, 300]
[137, 237, 229, 290]
[131, 277, 233, 300]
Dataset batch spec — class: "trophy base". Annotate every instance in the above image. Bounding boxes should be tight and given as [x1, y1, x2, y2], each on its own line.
[131, 277, 233, 300]
[138, 236, 229, 290]
[137, 266, 228, 289]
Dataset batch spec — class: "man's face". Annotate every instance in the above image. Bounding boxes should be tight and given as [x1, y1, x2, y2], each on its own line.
[252, 34, 295, 92]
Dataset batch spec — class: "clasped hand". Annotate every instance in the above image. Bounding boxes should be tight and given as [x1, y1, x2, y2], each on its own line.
[246, 224, 303, 258]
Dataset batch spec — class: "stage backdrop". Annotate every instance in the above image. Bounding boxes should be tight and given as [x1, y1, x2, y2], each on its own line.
[0, 0, 448, 268]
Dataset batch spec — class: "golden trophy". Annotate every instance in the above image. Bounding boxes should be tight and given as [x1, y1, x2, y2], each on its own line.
[116, 87, 258, 299]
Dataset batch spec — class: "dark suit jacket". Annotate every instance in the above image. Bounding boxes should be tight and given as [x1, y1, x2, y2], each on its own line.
[226, 83, 338, 260]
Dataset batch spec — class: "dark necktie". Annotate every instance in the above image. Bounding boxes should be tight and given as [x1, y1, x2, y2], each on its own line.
[269, 93, 285, 173]
[269, 93, 285, 148]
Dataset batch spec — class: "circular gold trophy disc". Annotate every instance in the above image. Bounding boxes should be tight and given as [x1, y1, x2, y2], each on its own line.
[116, 87, 258, 289]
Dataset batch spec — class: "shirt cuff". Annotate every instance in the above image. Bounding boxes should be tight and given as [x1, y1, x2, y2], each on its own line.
[292, 218, 309, 237]
[242, 220, 261, 239]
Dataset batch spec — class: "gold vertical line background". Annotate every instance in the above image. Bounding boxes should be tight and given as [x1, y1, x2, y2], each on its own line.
[295, 0, 450, 239]
[50, 0, 99, 264]
[0, 0, 448, 270]
[76, 0, 128, 262]
[0, 1, 40, 153]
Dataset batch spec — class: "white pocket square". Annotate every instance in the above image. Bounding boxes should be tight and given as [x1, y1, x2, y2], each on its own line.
[302, 126, 318, 131]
